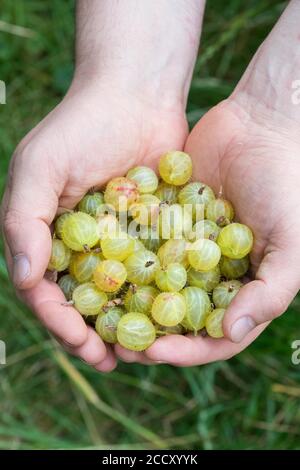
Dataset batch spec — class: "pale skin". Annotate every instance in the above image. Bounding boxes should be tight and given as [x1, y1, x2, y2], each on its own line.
[1, 0, 300, 369]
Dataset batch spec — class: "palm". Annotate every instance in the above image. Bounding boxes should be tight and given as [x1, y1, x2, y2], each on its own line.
[7, 82, 188, 371]
[26, 83, 188, 211]
[116, 98, 300, 366]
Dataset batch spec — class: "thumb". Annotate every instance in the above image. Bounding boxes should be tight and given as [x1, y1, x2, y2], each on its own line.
[223, 243, 300, 343]
[1, 152, 60, 290]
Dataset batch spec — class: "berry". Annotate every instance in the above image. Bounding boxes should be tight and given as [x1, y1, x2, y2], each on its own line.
[217, 223, 253, 259]
[126, 166, 158, 194]
[155, 263, 187, 292]
[95, 307, 124, 343]
[72, 283, 108, 316]
[48, 239, 71, 272]
[158, 239, 189, 268]
[154, 183, 178, 205]
[104, 177, 139, 212]
[101, 232, 134, 261]
[62, 212, 99, 252]
[188, 239, 221, 272]
[178, 182, 215, 220]
[206, 198, 234, 226]
[124, 285, 159, 316]
[58, 274, 79, 300]
[152, 292, 186, 326]
[205, 308, 226, 338]
[69, 251, 103, 283]
[187, 266, 221, 292]
[212, 280, 242, 309]
[124, 249, 160, 285]
[181, 286, 211, 334]
[159, 203, 193, 239]
[158, 151, 192, 185]
[54, 212, 73, 239]
[219, 256, 249, 279]
[117, 312, 156, 351]
[129, 194, 160, 225]
[190, 219, 220, 242]
[93, 260, 127, 293]
[78, 191, 105, 217]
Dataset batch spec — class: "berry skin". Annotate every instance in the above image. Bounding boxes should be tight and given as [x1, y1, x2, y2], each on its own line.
[95, 307, 124, 344]
[61, 212, 99, 252]
[126, 166, 158, 194]
[96, 214, 120, 239]
[48, 239, 71, 272]
[69, 251, 103, 283]
[158, 151, 192, 185]
[219, 256, 249, 279]
[58, 274, 79, 300]
[152, 292, 186, 327]
[93, 260, 127, 293]
[72, 282, 108, 316]
[155, 324, 184, 336]
[205, 308, 226, 338]
[155, 263, 187, 292]
[104, 177, 139, 212]
[101, 232, 134, 261]
[217, 223, 253, 259]
[124, 285, 159, 316]
[139, 225, 162, 252]
[181, 287, 212, 334]
[78, 192, 105, 217]
[188, 239, 221, 272]
[157, 239, 189, 268]
[54, 212, 73, 239]
[159, 203, 193, 239]
[129, 194, 160, 225]
[187, 266, 221, 292]
[190, 219, 220, 242]
[178, 182, 215, 220]
[124, 250, 160, 285]
[154, 183, 179, 205]
[206, 198, 234, 226]
[212, 280, 242, 309]
[117, 312, 156, 351]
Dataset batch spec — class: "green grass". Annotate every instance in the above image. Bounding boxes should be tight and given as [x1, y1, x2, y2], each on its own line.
[0, 0, 299, 450]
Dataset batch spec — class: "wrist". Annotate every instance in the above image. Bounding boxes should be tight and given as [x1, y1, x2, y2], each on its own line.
[74, 0, 205, 112]
[230, 0, 300, 127]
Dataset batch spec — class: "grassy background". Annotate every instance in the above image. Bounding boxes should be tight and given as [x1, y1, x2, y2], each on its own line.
[0, 0, 300, 450]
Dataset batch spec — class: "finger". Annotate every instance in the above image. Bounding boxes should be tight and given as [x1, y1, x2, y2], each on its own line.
[145, 324, 268, 366]
[223, 245, 300, 343]
[22, 277, 88, 347]
[94, 346, 118, 372]
[1, 151, 60, 290]
[61, 327, 107, 365]
[115, 344, 157, 365]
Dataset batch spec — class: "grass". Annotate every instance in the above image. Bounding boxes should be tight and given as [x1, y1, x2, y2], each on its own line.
[0, 0, 299, 450]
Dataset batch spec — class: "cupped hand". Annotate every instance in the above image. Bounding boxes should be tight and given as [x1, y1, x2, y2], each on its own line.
[0, 77, 188, 371]
[116, 92, 300, 366]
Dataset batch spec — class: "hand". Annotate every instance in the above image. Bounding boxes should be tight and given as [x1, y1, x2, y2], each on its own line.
[116, 0, 300, 366]
[1, 0, 203, 371]
[1, 78, 188, 371]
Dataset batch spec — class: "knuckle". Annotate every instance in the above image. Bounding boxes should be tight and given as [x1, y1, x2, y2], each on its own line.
[268, 293, 290, 320]
[2, 210, 21, 237]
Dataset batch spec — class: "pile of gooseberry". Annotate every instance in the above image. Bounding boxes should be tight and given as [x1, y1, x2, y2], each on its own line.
[49, 151, 253, 351]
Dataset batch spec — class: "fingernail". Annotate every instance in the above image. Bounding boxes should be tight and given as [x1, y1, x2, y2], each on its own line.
[13, 254, 30, 287]
[230, 316, 256, 343]
[154, 361, 166, 364]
